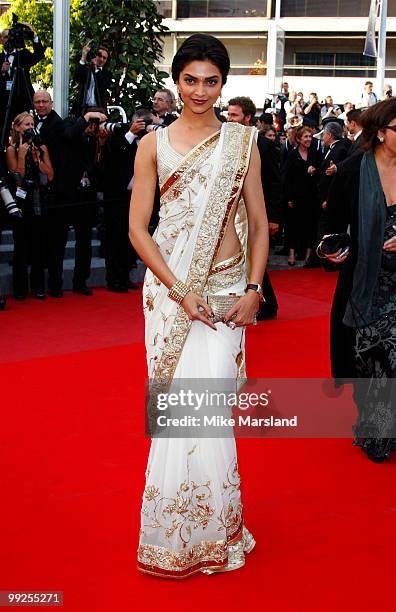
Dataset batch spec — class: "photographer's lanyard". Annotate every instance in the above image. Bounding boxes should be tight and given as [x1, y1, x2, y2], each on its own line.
[4, 52, 14, 91]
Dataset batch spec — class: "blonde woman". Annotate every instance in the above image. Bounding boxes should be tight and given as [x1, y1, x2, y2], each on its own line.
[6, 112, 53, 299]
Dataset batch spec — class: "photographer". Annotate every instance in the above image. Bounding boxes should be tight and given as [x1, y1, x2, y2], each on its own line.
[6, 111, 53, 300]
[0, 17, 45, 140]
[52, 109, 107, 295]
[72, 43, 112, 117]
[102, 109, 155, 292]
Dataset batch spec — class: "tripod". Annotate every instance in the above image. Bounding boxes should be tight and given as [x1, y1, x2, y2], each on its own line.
[1, 58, 34, 149]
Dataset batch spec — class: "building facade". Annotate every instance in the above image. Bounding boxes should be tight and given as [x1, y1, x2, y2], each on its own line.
[155, 0, 396, 109]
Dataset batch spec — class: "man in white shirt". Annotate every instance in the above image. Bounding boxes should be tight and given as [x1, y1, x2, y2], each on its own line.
[359, 81, 378, 108]
[72, 43, 112, 116]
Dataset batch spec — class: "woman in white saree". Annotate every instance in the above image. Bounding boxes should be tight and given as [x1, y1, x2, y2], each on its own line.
[129, 34, 268, 578]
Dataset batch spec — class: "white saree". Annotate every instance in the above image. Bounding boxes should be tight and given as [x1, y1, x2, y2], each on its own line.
[137, 122, 256, 578]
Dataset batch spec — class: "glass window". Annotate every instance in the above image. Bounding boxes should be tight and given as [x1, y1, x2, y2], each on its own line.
[280, 0, 372, 17]
[177, 1, 267, 18]
[286, 51, 377, 77]
[154, 1, 173, 18]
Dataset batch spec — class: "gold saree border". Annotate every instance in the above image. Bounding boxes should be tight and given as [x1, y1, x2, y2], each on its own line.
[152, 123, 254, 384]
[137, 520, 244, 579]
[160, 130, 221, 200]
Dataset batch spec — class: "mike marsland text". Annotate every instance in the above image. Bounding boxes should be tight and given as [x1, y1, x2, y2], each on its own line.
[156, 415, 298, 427]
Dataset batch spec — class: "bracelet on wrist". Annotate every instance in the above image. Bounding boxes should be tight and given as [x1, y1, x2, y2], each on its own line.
[168, 280, 190, 305]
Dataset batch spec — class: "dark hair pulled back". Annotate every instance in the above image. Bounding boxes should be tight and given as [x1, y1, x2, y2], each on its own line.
[360, 97, 396, 150]
[171, 34, 230, 85]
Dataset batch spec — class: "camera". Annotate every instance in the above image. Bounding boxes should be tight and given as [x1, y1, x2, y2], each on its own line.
[86, 41, 98, 63]
[0, 177, 22, 218]
[99, 121, 124, 134]
[5, 14, 34, 52]
[22, 128, 42, 148]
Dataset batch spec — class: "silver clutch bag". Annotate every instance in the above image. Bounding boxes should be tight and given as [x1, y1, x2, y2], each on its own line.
[205, 294, 240, 324]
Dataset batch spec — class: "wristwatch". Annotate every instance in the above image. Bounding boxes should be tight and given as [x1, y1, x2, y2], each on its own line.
[245, 283, 265, 302]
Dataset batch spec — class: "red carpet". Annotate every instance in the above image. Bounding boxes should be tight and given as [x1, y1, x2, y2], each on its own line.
[0, 269, 394, 611]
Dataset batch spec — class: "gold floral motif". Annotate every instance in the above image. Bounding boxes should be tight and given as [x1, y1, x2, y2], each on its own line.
[137, 539, 228, 578]
[160, 131, 221, 201]
[153, 124, 254, 384]
[145, 290, 155, 312]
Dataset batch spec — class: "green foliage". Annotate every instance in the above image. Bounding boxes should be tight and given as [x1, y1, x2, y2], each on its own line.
[0, 0, 169, 116]
[76, 0, 169, 116]
[0, 0, 83, 88]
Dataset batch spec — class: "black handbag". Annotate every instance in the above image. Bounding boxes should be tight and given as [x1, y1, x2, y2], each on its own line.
[382, 208, 396, 271]
[317, 233, 351, 257]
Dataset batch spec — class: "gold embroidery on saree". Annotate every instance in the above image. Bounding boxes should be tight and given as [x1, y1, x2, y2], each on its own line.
[153, 124, 254, 385]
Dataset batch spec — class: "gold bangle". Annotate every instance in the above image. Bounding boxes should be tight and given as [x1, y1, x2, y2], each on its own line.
[168, 280, 190, 305]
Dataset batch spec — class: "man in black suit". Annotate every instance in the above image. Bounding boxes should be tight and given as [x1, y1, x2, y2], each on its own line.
[228, 96, 283, 319]
[72, 44, 112, 117]
[33, 90, 67, 297]
[325, 109, 364, 178]
[324, 109, 365, 235]
[0, 23, 45, 142]
[52, 109, 107, 295]
[102, 110, 155, 292]
[314, 121, 351, 268]
[151, 88, 178, 128]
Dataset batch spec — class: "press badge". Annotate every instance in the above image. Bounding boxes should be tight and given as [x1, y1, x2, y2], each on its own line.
[16, 187, 27, 199]
[6, 81, 12, 91]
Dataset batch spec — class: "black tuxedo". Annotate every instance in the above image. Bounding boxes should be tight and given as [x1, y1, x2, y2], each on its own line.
[34, 110, 67, 292]
[325, 135, 364, 236]
[318, 138, 351, 205]
[160, 112, 178, 127]
[0, 39, 45, 138]
[35, 110, 64, 169]
[102, 130, 140, 288]
[257, 133, 283, 224]
[48, 116, 101, 290]
[72, 62, 112, 115]
[256, 133, 284, 318]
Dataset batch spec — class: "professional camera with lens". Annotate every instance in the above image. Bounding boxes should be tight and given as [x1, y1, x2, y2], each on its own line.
[5, 13, 34, 52]
[86, 41, 98, 63]
[22, 128, 42, 148]
[0, 177, 22, 218]
[99, 121, 125, 134]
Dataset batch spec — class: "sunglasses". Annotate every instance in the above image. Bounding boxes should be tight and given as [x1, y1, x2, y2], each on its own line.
[384, 125, 396, 133]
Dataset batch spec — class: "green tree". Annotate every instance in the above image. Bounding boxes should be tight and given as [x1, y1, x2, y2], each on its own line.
[1, 0, 167, 115]
[0, 0, 83, 88]
[75, 0, 169, 116]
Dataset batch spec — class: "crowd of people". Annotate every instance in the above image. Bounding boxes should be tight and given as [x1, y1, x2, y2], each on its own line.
[0, 21, 393, 317]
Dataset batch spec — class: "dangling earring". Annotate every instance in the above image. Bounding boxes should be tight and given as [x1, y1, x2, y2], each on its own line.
[177, 90, 183, 106]
[379, 136, 384, 143]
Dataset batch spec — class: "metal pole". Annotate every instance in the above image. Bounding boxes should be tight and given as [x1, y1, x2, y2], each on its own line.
[275, 0, 281, 21]
[53, 0, 70, 117]
[376, 0, 387, 97]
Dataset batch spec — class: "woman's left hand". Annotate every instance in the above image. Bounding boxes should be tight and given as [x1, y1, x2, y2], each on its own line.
[383, 226, 396, 252]
[224, 292, 260, 327]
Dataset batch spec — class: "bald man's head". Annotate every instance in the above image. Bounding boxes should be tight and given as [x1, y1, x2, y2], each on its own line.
[33, 90, 52, 117]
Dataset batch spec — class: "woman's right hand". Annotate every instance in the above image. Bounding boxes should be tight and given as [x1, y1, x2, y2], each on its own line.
[18, 136, 29, 158]
[181, 292, 217, 330]
[318, 235, 350, 264]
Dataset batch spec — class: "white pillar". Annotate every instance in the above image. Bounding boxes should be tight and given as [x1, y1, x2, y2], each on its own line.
[266, 0, 284, 99]
[53, 0, 70, 117]
[376, 0, 387, 97]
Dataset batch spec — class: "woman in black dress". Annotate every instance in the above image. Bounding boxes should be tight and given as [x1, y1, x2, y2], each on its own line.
[320, 98, 396, 462]
[283, 126, 322, 265]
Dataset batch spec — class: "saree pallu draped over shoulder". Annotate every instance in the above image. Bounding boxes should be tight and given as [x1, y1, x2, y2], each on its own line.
[138, 122, 256, 578]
